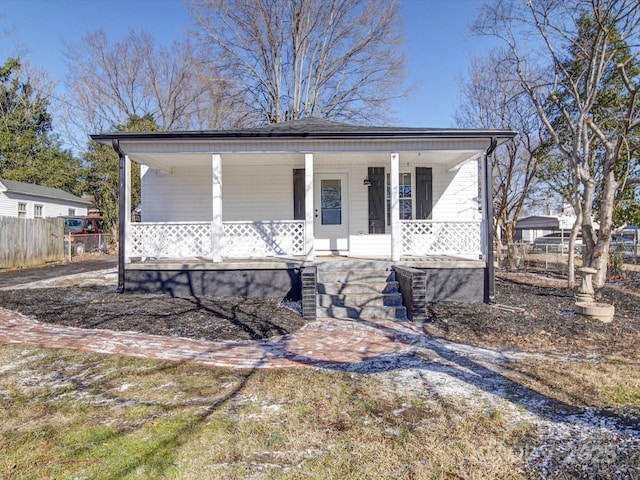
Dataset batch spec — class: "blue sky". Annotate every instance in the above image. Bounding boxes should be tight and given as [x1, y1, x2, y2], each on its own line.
[1, 0, 498, 131]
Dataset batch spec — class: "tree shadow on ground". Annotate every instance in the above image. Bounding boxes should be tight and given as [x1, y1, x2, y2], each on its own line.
[241, 319, 640, 441]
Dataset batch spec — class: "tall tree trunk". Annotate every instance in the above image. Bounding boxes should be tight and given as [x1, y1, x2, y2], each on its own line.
[591, 166, 620, 287]
[567, 210, 581, 286]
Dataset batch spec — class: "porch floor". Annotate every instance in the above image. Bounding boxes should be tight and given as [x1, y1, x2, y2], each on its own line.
[125, 255, 485, 271]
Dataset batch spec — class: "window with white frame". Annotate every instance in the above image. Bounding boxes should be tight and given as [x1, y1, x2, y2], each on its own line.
[18, 202, 27, 218]
[34, 204, 43, 218]
[68, 208, 76, 216]
[386, 172, 412, 224]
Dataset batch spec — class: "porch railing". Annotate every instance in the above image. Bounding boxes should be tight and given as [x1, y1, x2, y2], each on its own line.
[400, 220, 482, 256]
[129, 222, 212, 258]
[129, 220, 305, 259]
[222, 220, 305, 257]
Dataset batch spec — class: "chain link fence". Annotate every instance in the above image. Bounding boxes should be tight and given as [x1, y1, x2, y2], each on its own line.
[64, 233, 112, 260]
[498, 241, 639, 275]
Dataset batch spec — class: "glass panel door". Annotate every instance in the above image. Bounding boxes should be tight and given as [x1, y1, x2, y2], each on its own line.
[314, 173, 349, 253]
[321, 179, 342, 225]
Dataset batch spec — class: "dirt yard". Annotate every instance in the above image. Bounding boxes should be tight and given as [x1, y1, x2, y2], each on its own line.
[0, 288, 306, 341]
[428, 270, 640, 359]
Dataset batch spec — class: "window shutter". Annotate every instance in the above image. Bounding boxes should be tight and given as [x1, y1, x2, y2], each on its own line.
[293, 169, 305, 220]
[416, 167, 433, 220]
[368, 167, 385, 233]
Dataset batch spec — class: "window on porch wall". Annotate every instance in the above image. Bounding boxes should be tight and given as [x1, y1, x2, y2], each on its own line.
[387, 172, 412, 225]
[368, 167, 433, 234]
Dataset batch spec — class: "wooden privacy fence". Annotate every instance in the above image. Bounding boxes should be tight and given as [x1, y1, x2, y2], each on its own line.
[0, 217, 65, 269]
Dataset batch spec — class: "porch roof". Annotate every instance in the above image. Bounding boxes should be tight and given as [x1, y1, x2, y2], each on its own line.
[90, 118, 516, 171]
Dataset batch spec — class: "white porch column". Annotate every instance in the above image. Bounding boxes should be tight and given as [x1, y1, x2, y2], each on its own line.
[304, 153, 315, 261]
[390, 152, 401, 261]
[124, 154, 132, 264]
[211, 153, 223, 263]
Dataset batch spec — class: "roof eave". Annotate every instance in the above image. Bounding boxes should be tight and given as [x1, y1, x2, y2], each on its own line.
[3, 189, 90, 205]
[90, 129, 517, 144]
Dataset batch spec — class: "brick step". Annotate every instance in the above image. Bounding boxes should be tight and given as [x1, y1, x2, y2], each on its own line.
[318, 269, 395, 284]
[317, 281, 399, 295]
[317, 292, 403, 308]
[317, 305, 408, 320]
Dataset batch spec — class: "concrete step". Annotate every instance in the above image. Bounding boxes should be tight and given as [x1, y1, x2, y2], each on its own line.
[317, 292, 403, 308]
[317, 281, 399, 295]
[318, 269, 395, 284]
[314, 265, 406, 320]
[314, 260, 394, 271]
[317, 304, 408, 320]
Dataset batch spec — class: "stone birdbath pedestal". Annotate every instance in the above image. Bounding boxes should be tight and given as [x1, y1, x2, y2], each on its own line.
[574, 266, 615, 323]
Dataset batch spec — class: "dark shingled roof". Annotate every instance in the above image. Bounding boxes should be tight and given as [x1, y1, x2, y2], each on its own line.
[91, 116, 517, 142]
[0, 178, 89, 205]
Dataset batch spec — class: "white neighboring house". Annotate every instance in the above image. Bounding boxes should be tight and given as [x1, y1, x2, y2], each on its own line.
[0, 178, 90, 219]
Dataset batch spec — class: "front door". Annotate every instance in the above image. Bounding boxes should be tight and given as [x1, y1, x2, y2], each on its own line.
[314, 173, 349, 253]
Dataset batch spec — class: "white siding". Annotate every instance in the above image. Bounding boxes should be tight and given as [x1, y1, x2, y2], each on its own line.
[346, 164, 371, 236]
[431, 161, 479, 222]
[0, 192, 88, 219]
[222, 163, 293, 221]
[0, 192, 18, 217]
[142, 166, 212, 221]
[350, 233, 391, 257]
[141, 163, 296, 222]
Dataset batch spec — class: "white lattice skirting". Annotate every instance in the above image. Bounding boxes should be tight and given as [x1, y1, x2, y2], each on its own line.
[401, 221, 482, 256]
[129, 221, 305, 258]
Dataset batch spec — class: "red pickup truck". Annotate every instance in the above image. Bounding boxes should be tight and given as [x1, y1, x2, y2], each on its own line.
[63, 216, 106, 254]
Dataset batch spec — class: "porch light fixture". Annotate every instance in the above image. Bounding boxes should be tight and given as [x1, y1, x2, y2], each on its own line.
[363, 176, 372, 187]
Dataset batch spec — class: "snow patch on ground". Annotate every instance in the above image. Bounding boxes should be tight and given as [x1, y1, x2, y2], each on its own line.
[278, 299, 302, 315]
[324, 335, 640, 479]
[0, 268, 117, 290]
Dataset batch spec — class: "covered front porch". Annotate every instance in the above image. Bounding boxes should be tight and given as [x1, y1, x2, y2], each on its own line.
[120, 150, 489, 264]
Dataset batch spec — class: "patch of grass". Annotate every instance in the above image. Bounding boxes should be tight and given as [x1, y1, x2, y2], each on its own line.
[606, 384, 640, 405]
[505, 356, 640, 409]
[605, 357, 632, 366]
[1, 344, 533, 479]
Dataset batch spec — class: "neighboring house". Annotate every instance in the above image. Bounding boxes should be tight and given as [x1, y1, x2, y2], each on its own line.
[620, 225, 639, 245]
[92, 118, 515, 317]
[0, 178, 90, 219]
[514, 214, 578, 243]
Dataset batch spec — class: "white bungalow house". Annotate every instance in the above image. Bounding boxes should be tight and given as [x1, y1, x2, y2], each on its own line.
[0, 178, 90, 218]
[92, 118, 515, 320]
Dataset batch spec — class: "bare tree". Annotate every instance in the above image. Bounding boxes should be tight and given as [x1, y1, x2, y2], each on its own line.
[63, 29, 241, 143]
[475, 0, 640, 287]
[456, 52, 544, 268]
[188, 0, 406, 125]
